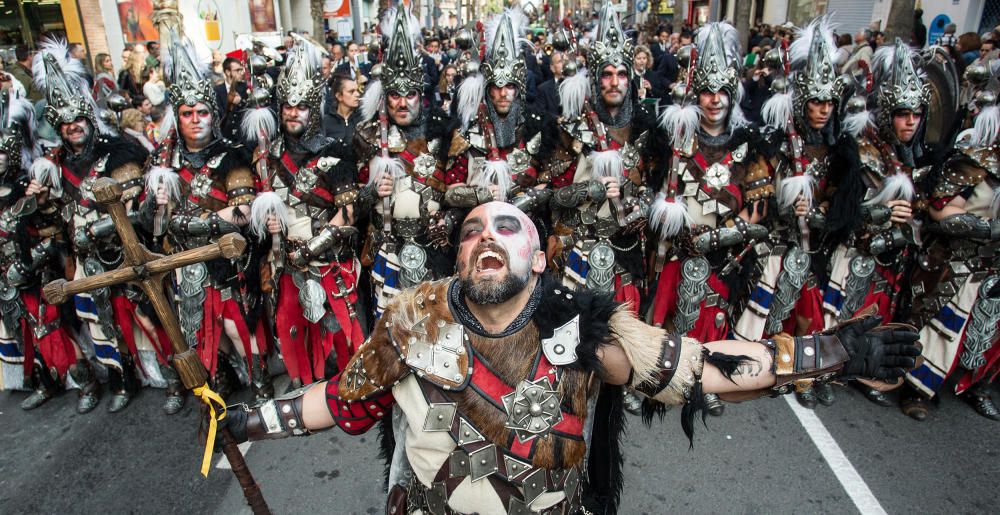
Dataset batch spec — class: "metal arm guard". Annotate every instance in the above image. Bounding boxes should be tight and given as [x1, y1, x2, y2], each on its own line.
[862, 204, 892, 226]
[763, 332, 851, 394]
[168, 213, 240, 238]
[229, 388, 311, 443]
[930, 213, 1000, 240]
[73, 213, 143, 251]
[868, 226, 908, 255]
[512, 188, 553, 213]
[806, 207, 827, 229]
[289, 225, 359, 267]
[693, 220, 768, 253]
[6, 239, 58, 287]
[443, 185, 494, 208]
[550, 180, 606, 209]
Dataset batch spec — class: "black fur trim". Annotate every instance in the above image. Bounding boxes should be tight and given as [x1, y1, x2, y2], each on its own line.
[824, 136, 866, 247]
[377, 416, 395, 488]
[640, 397, 669, 426]
[531, 273, 619, 377]
[679, 378, 707, 448]
[522, 111, 559, 162]
[96, 134, 150, 172]
[581, 383, 626, 515]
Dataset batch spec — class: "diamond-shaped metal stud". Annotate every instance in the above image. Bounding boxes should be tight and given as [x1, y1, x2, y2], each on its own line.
[468, 444, 499, 482]
[423, 403, 457, 431]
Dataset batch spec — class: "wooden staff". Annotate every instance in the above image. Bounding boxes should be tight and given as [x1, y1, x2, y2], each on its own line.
[43, 177, 271, 515]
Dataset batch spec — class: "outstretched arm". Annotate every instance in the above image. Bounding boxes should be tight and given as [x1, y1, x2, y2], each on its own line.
[599, 308, 920, 406]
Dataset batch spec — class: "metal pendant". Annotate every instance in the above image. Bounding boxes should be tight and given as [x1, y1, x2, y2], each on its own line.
[294, 166, 318, 192]
[507, 148, 530, 176]
[190, 173, 213, 199]
[399, 243, 429, 288]
[674, 256, 710, 334]
[404, 316, 467, 384]
[961, 276, 1000, 370]
[413, 153, 436, 178]
[764, 247, 811, 334]
[705, 162, 731, 190]
[586, 242, 615, 293]
[299, 279, 326, 324]
[502, 377, 564, 444]
[179, 263, 208, 298]
[621, 143, 640, 169]
[840, 255, 876, 320]
[0, 279, 17, 302]
[80, 176, 97, 202]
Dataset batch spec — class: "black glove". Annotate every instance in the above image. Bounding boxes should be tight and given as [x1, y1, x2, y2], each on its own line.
[835, 316, 921, 380]
[211, 405, 248, 453]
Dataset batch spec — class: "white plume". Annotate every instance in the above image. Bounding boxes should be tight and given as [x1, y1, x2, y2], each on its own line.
[864, 172, 914, 206]
[30, 157, 61, 197]
[250, 191, 289, 240]
[790, 15, 837, 71]
[31, 38, 87, 92]
[650, 192, 692, 239]
[289, 33, 329, 70]
[381, 6, 422, 46]
[158, 104, 176, 143]
[659, 103, 700, 147]
[778, 173, 816, 210]
[589, 149, 624, 179]
[971, 105, 1000, 147]
[457, 73, 485, 131]
[842, 110, 872, 138]
[761, 91, 793, 130]
[359, 79, 383, 124]
[729, 102, 749, 129]
[145, 166, 181, 203]
[872, 42, 925, 87]
[470, 159, 513, 202]
[367, 154, 406, 188]
[559, 71, 589, 119]
[240, 106, 278, 146]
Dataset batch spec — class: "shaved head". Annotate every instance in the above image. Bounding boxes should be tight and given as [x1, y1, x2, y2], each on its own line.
[457, 202, 546, 305]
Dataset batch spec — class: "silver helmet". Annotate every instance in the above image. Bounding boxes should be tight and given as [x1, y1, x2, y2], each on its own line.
[276, 34, 328, 138]
[380, 6, 424, 96]
[482, 8, 528, 91]
[689, 23, 741, 100]
[165, 32, 218, 116]
[790, 17, 847, 128]
[32, 38, 98, 130]
[873, 38, 931, 140]
[587, 4, 634, 80]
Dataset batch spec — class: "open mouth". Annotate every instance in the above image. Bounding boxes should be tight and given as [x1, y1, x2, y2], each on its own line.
[475, 250, 506, 274]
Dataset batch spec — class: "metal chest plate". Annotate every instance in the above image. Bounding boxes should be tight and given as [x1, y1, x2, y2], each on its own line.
[542, 315, 580, 365]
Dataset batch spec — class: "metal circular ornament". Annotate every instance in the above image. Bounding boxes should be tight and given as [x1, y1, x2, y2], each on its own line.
[783, 247, 811, 275]
[182, 262, 208, 285]
[399, 244, 428, 270]
[682, 256, 711, 282]
[849, 255, 876, 278]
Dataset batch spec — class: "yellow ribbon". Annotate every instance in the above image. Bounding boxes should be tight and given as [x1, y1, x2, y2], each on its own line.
[193, 383, 227, 477]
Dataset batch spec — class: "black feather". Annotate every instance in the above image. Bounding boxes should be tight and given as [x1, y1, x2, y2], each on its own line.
[581, 383, 626, 515]
[704, 349, 755, 383]
[377, 416, 395, 488]
[679, 378, 708, 448]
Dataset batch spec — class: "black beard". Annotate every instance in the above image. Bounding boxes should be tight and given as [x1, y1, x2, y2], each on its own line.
[461, 271, 528, 305]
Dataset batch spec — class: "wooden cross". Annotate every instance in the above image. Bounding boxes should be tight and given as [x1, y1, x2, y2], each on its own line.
[42, 177, 271, 514]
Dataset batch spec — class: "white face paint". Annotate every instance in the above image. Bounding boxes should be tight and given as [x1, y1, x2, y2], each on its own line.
[457, 202, 545, 304]
[599, 64, 629, 108]
[698, 91, 730, 132]
[281, 104, 311, 136]
[387, 91, 422, 126]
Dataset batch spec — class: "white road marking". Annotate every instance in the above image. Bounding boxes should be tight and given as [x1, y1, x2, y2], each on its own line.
[783, 396, 888, 515]
[216, 441, 253, 470]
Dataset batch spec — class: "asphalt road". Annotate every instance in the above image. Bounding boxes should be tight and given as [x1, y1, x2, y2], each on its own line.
[1, 376, 997, 515]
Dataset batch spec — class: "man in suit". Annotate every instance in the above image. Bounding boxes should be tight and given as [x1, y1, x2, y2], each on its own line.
[534, 51, 564, 116]
[212, 57, 248, 139]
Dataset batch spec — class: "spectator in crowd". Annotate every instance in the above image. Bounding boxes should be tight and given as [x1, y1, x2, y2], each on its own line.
[213, 57, 247, 137]
[142, 65, 166, 107]
[434, 64, 457, 111]
[535, 50, 563, 117]
[958, 32, 982, 64]
[208, 50, 225, 85]
[131, 94, 152, 120]
[422, 36, 449, 106]
[10, 45, 41, 102]
[321, 55, 334, 80]
[740, 58, 774, 125]
[633, 45, 664, 100]
[872, 31, 886, 47]
[118, 49, 146, 99]
[146, 41, 161, 69]
[322, 73, 361, 148]
[842, 29, 874, 75]
[93, 52, 116, 96]
[937, 23, 958, 48]
[651, 28, 672, 68]
[913, 9, 927, 48]
[330, 43, 346, 68]
[833, 33, 852, 69]
[121, 43, 134, 69]
[120, 107, 155, 151]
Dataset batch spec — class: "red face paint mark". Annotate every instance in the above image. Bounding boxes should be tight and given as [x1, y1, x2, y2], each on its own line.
[518, 244, 531, 260]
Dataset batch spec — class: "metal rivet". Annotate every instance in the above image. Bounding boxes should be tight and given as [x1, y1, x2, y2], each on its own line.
[554, 344, 565, 355]
[803, 346, 815, 357]
[663, 360, 672, 368]
[781, 354, 791, 363]
[281, 405, 291, 413]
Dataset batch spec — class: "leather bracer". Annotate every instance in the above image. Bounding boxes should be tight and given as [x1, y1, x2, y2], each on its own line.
[290, 225, 359, 267]
[550, 180, 606, 209]
[443, 185, 493, 208]
[806, 207, 826, 229]
[512, 188, 553, 213]
[765, 332, 850, 394]
[862, 204, 891, 226]
[168, 213, 240, 238]
[930, 213, 1000, 240]
[234, 389, 311, 442]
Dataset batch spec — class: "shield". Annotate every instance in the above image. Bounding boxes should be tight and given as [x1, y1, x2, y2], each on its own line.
[920, 46, 961, 147]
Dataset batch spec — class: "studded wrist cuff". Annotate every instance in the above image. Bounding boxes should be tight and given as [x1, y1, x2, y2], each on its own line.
[243, 392, 310, 441]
